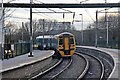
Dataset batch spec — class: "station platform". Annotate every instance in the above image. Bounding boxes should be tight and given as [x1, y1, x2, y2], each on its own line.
[0, 50, 54, 73]
[77, 46, 119, 79]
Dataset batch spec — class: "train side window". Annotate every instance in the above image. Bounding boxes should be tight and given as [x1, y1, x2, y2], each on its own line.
[70, 38, 74, 44]
[59, 38, 63, 45]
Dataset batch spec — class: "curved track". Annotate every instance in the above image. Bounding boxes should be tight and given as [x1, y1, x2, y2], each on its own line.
[31, 53, 89, 80]
[2, 48, 113, 80]
[31, 52, 104, 80]
[42, 58, 72, 79]
[76, 47, 114, 79]
[2, 57, 53, 79]
[30, 58, 63, 79]
[77, 52, 104, 80]
[34, 49, 113, 80]
[53, 54, 88, 80]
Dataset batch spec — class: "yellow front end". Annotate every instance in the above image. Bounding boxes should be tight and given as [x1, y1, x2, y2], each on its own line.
[58, 35, 76, 57]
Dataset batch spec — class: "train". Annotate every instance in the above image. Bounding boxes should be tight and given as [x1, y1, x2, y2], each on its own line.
[36, 32, 76, 58]
[36, 35, 53, 50]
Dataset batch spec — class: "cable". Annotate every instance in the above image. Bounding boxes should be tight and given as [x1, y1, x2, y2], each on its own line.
[79, 0, 89, 4]
[60, 8, 73, 13]
[84, 9, 95, 22]
[2, 0, 17, 21]
[6, 0, 17, 3]
[33, 0, 75, 23]
[74, 0, 95, 22]
[33, 9, 58, 20]
[5, 1, 60, 22]
[22, 8, 56, 20]
[8, 16, 29, 19]
[34, 0, 56, 12]
[4, 9, 16, 19]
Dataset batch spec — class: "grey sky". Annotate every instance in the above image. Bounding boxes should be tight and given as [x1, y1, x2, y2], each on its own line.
[3, 0, 119, 30]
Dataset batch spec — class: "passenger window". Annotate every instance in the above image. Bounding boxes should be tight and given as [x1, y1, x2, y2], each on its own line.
[59, 38, 63, 45]
[70, 38, 74, 44]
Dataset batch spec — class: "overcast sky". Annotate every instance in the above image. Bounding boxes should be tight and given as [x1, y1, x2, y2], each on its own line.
[3, 0, 119, 30]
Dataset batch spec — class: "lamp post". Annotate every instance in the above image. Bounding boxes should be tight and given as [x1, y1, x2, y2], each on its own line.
[105, 0, 109, 48]
[28, 0, 33, 57]
[79, 14, 83, 45]
[95, 10, 98, 47]
[74, 14, 83, 45]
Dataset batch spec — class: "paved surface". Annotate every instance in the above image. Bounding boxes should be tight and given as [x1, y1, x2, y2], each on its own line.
[77, 46, 119, 79]
[0, 50, 54, 73]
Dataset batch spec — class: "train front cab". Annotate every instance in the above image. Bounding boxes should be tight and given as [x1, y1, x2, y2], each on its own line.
[58, 34, 76, 57]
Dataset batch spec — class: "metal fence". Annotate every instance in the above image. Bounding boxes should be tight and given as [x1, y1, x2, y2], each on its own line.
[14, 43, 30, 56]
[3, 42, 30, 60]
[82, 40, 119, 49]
[97, 40, 118, 49]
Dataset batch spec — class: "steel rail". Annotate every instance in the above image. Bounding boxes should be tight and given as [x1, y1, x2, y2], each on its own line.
[30, 58, 63, 80]
[78, 51, 105, 80]
[50, 58, 73, 79]
[75, 52, 89, 79]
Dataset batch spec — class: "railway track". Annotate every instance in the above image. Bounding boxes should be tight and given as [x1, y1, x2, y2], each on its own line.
[55, 52, 104, 80]
[30, 53, 89, 80]
[2, 57, 57, 79]
[41, 58, 72, 79]
[52, 53, 89, 80]
[76, 47, 114, 79]
[2, 48, 114, 80]
[31, 58, 72, 79]
[30, 58, 63, 79]
[76, 52, 104, 80]
[31, 52, 108, 80]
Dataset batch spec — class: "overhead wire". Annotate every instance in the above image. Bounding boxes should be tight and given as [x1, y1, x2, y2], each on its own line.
[74, 0, 95, 22]
[4, 9, 16, 19]
[84, 9, 95, 22]
[31, 0, 64, 21]
[34, 0, 93, 24]
[33, 0, 76, 23]
[33, 0, 56, 12]
[33, 0, 74, 21]
[23, 8, 53, 20]
[4, 0, 55, 21]
[33, 9, 59, 20]
[3, 0, 18, 22]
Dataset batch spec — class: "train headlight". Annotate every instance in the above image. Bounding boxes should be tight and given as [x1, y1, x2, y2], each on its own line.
[43, 44, 46, 48]
[5, 50, 8, 54]
[34, 44, 38, 47]
[8, 50, 11, 52]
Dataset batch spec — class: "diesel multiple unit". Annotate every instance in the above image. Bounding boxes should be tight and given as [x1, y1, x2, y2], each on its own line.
[36, 32, 76, 57]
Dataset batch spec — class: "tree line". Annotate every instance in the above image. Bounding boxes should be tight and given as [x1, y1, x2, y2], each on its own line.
[81, 14, 119, 48]
[4, 19, 76, 44]
[3, 8, 119, 49]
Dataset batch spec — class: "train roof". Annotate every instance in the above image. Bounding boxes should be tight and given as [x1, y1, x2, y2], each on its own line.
[54, 32, 73, 37]
[36, 32, 74, 39]
[36, 35, 53, 39]
[59, 32, 73, 35]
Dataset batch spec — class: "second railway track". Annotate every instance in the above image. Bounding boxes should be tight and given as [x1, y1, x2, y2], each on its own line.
[76, 52, 104, 80]
[31, 53, 89, 80]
